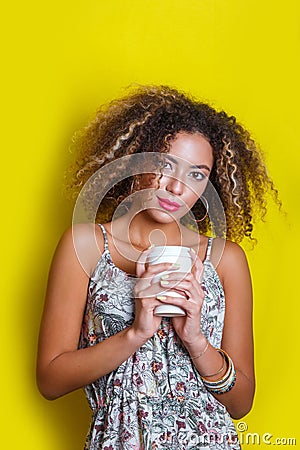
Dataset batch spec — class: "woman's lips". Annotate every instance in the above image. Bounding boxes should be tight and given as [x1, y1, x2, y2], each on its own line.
[157, 196, 181, 212]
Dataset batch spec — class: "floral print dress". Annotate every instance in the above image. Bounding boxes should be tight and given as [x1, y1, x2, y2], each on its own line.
[79, 225, 241, 449]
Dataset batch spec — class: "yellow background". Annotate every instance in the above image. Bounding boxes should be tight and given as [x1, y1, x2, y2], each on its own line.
[1, 0, 299, 448]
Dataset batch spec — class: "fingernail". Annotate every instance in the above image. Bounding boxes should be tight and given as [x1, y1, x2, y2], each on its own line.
[171, 263, 180, 269]
[157, 295, 167, 300]
[160, 280, 169, 286]
[160, 274, 169, 280]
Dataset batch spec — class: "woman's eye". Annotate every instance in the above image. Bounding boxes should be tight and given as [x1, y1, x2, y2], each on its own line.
[188, 171, 205, 181]
[159, 160, 172, 171]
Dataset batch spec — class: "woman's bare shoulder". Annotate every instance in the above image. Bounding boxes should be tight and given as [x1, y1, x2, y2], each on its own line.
[56, 223, 105, 276]
[212, 239, 249, 285]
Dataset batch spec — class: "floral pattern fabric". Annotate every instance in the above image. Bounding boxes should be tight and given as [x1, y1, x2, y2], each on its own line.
[79, 225, 241, 449]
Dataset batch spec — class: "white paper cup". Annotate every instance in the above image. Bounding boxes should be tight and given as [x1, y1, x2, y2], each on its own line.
[146, 246, 192, 317]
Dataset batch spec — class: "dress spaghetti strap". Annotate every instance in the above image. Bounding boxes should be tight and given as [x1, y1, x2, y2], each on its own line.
[205, 237, 213, 262]
[97, 224, 109, 252]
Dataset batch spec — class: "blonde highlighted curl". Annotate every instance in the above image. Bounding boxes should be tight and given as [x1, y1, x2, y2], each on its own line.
[66, 85, 280, 243]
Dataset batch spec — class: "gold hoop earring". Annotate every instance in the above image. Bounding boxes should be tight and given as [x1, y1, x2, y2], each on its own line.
[192, 196, 209, 223]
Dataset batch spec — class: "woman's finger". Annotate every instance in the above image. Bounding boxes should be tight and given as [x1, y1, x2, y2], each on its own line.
[155, 294, 200, 315]
[157, 282, 203, 308]
[137, 262, 181, 281]
[194, 256, 204, 283]
[135, 281, 175, 299]
[157, 272, 204, 299]
[135, 248, 152, 278]
[189, 251, 204, 284]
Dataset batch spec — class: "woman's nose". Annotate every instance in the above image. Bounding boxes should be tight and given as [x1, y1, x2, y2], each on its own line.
[165, 176, 184, 195]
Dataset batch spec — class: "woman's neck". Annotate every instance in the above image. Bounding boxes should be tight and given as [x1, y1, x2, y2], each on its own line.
[120, 210, 184, 250]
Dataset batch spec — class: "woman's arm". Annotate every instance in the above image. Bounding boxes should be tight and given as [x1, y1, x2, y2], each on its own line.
[36, 225, 147, 400]
[215, 240, 255, 418]
[187, 241, 255, 419]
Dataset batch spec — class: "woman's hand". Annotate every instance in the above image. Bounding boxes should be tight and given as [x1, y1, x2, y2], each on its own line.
[156, 251, 205, 346]
[132, 254, 178, 343]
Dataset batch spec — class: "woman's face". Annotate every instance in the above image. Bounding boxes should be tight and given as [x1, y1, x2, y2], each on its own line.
[140, 132, 214, 224]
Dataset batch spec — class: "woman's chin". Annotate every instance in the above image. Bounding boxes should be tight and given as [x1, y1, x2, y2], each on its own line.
[143, 208, 184, 225]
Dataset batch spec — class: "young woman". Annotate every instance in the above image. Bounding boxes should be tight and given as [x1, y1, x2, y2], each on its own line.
[37, 85, 278, 449]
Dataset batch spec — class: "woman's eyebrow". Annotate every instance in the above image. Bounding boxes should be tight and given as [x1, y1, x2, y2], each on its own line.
[190, 164, 211, 172]
[166, 155, 210, 172]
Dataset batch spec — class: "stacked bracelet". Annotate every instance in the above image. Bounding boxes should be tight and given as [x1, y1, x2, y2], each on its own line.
[201, 349, 236, 395]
